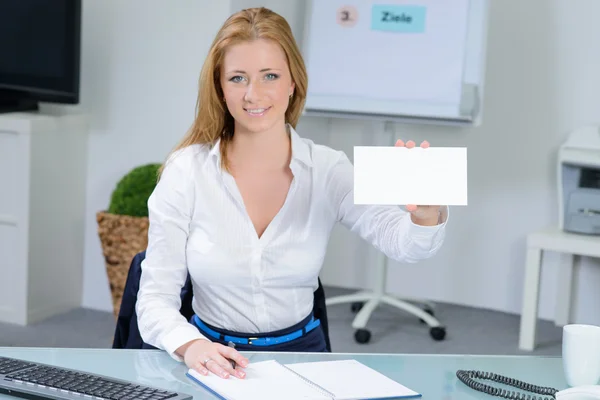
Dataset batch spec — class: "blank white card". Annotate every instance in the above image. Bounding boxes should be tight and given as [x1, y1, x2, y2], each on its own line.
[353, 146, 468, 206]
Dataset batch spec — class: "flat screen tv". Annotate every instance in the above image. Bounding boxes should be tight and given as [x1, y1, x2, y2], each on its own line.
[0, 0, 81, 114]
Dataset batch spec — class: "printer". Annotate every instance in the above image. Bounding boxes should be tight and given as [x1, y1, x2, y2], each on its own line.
[558, 125, 600, 235]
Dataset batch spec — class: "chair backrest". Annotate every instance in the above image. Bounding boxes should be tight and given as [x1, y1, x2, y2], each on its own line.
[113, 251, 331, 352]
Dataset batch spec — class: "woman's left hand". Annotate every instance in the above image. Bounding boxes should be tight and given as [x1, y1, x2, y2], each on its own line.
[395, 139, 441, 226]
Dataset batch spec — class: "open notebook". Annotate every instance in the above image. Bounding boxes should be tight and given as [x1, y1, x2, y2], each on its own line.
[186, 359, 421, 400]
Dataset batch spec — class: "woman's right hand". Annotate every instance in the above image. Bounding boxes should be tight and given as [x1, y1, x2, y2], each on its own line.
[181, 339, 249, 379]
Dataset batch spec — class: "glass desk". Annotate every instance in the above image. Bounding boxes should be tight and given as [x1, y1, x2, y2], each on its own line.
[0, 347, 566, 399]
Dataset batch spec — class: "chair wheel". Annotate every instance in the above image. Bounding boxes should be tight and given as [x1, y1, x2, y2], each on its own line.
[419, 307, 435, 324]
[430, 327, 446, 341]
[351, 302, 364, 313]
[354, 329, 371, 344]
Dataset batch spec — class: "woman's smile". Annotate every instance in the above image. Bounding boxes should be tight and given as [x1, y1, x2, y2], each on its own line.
[244, 106, 271, 117]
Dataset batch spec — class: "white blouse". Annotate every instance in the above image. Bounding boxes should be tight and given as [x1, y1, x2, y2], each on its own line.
[136, 125, 449, 361]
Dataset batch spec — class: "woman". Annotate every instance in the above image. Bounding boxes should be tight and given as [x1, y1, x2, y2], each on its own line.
[136, 7, 448, 380]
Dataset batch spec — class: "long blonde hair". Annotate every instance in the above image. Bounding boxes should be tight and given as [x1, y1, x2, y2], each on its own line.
[159, 7, 308, 176]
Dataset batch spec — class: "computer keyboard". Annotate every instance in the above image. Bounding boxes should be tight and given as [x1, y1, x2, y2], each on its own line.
[0, 356, 192, 400]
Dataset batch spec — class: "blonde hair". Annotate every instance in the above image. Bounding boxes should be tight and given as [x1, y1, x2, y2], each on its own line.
[159, 7, 307, 176]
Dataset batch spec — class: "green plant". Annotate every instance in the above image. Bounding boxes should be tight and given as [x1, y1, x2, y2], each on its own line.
[107, 163, 161, 217]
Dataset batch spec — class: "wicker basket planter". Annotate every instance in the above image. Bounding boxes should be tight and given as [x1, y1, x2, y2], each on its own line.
[97, 211, 149, 318]
[96, 162, 160, 319]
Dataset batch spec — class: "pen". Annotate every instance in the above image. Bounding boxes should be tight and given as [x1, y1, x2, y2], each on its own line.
[227, 341, 237, 370]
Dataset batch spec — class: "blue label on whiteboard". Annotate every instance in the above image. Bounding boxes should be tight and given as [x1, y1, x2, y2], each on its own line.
[371, 4, 426, 33]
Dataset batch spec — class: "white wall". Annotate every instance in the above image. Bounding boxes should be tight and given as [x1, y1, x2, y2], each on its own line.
[226, 0, 600, 325]
[80, 0, 600, 327]
[78, 0, 232, 310]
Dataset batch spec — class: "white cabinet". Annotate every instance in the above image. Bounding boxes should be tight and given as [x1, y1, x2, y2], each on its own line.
[0, 111, 88, 325]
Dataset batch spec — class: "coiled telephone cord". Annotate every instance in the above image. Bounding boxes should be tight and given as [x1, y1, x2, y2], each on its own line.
[456, 370, 558, 399]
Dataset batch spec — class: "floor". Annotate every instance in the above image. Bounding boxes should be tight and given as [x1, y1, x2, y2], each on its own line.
[0, 286, 562, 356]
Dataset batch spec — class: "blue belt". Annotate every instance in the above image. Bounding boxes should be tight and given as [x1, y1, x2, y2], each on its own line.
[192, 315, 321, 346]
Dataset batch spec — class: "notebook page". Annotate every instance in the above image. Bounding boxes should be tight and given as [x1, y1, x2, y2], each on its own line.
[186, 360, 332, 400]
[285, 359, 421, 399]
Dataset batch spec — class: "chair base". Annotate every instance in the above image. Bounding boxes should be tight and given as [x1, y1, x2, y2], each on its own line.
[325, 252, 447, 344]
[326, 290, 447, 343]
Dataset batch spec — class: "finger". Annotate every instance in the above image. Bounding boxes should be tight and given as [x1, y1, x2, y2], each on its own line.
[222, 346, 250, 368]
[213, 352, 245, 379]
[193, 361, 209, 376]
[214, 350, 246, 379]
[395, 139, 405, 147]
[420, 140, 430, 148]
[206, 358, 231, 379]
[406, 140, 415, 148]
[232, 367, 246, 379]
[219, 353, 247, 379]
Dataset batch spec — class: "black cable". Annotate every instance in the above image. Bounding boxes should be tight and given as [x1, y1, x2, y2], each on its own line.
[456, 370, 558, 400]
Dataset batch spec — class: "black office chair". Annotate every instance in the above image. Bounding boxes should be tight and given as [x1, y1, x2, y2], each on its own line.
[113, 250, 332, 352]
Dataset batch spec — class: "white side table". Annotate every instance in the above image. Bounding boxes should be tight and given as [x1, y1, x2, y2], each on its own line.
[519, 226, 600, 351]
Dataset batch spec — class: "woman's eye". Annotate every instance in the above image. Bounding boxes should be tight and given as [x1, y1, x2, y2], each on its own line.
[265, 73, 279, 80]
[229, 76, 244, 83]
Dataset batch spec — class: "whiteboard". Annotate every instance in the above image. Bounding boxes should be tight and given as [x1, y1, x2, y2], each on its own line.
[300, 0, 489, 125]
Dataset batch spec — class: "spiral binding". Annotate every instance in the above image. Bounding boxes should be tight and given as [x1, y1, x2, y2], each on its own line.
[276, 361, 335, 399]
[456, 370, 558, 400]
